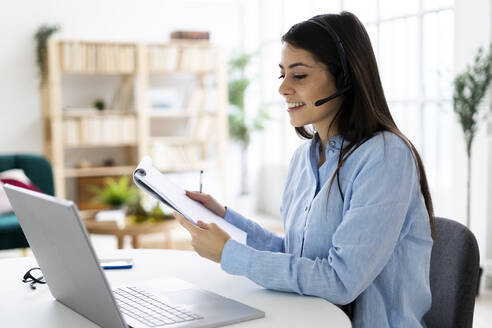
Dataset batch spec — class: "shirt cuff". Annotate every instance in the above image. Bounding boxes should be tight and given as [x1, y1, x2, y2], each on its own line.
[223, 207, 245, 227]
[221, 238, 253, 276]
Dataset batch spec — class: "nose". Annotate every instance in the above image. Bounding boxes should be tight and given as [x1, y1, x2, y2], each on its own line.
[278, 77, 294, 97]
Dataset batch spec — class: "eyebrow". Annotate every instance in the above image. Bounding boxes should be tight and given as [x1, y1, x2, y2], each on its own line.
[279, 62, 313, 69]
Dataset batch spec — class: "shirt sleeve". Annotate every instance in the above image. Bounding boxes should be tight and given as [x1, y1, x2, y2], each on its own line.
[221, 145, 419, 305]
[224, 207, 285, 252]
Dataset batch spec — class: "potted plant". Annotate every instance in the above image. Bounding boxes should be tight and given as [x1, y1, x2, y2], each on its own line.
[453, 45, 492, 296]
[228, 52, 270, 194]
[93, 98, 106, 111]
[453, 44, 492, 228]
[127, 202, 174, 223]
[34, 24, 60, 87]
[87, 175, 139, 209]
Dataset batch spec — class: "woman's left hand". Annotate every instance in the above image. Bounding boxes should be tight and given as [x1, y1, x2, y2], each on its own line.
[175, 213, 231, 263]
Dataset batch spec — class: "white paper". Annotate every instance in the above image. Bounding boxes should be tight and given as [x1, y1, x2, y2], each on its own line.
[133, 156, 247, 244]
[95, 209, 126, 228]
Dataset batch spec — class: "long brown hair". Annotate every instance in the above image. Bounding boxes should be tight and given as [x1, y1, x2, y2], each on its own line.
[282, 12, 435, 238]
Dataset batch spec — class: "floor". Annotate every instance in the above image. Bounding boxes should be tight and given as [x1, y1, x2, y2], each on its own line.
[475, 288, 492, 328]
[2, 213, 492, 326]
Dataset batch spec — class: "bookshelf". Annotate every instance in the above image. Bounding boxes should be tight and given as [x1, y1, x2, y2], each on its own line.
[42, 39, 228, 204]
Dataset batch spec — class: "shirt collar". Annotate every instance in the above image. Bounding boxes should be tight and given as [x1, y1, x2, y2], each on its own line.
[311, 132, 345, 154]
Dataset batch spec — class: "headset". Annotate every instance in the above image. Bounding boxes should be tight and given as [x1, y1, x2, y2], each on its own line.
[308, 18, 352, 107]
[308, 18, 352, 202]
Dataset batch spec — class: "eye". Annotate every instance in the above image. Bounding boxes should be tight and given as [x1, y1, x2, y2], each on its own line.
[294, 74, 307, 79]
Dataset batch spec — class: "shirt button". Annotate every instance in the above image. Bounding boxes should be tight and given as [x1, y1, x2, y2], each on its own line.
[329, 149, 334, 154]
[329, 141, 336, 147]
[305, 205, 308, 211]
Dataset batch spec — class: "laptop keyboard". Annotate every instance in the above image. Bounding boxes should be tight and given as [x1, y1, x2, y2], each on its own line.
[113, 286, 203, 327]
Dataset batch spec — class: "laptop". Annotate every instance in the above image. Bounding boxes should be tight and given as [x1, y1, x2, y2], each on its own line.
[4, 184, 265, 328]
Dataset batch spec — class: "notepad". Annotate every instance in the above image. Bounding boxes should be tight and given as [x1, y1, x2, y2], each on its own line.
[133, 156, 247, 244]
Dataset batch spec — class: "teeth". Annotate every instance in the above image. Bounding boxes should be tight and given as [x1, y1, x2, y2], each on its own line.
[287, 102, 305, 108]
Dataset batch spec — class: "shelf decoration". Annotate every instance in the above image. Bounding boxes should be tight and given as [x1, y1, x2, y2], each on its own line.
[34, 24, 60, 87]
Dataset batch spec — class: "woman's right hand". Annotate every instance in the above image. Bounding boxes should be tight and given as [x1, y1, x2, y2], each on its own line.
[185, 190, 227, 218]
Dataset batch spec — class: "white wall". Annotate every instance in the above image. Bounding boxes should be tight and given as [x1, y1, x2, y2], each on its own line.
[3, 1, 492, 265]
[0, 0, 241, 154]
[251, 1, 492, 274]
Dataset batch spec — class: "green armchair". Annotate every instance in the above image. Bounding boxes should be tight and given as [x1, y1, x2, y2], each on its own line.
[0, 154, 54, 250]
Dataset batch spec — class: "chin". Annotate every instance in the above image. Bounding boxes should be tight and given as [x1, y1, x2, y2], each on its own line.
[288, 105, 312, 128]
[289, 118, 308, 128]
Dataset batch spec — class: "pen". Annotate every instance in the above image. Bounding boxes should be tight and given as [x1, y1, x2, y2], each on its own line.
[199, 170, 203, 193]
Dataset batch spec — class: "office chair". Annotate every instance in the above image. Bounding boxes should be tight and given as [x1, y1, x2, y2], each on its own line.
[423, 217, 480, 328]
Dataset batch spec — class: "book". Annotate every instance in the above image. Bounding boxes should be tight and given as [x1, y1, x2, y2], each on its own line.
[133, 157, 247, 244]
[170, 31, 210, 40]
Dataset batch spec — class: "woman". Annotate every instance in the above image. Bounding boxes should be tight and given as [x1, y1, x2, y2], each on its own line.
[177, 11, 435, 327]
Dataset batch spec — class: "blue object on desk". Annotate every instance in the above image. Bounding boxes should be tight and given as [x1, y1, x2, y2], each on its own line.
[100, 258, 134, 270]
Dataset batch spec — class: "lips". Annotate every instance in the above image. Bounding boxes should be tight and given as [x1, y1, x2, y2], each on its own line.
[287, 102, 305, 112]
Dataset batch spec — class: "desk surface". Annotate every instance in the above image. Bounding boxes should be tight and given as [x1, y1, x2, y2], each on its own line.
[0, 249, 351, 327]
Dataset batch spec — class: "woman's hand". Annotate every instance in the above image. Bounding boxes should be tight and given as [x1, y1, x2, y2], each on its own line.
[175, 213, 231, 263]
[185, 190, 227, 218]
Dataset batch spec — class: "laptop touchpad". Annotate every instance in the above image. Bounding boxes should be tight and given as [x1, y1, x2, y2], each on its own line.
[161, 289, 224, 306]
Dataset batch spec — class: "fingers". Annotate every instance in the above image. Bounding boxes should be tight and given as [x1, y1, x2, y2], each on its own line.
[172, 211, 185, 220]
[197, 220, 209, 229]
[185, 190, 225, 218]
[177, 215, 202, 235]
[208, 222, 231, 240]
[196, 221, 220, 231]
[185, 190, 210, 202]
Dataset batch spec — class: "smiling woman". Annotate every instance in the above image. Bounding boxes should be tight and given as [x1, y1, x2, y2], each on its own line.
[177, 11, 435, 328]
[278, 44, 343, 151]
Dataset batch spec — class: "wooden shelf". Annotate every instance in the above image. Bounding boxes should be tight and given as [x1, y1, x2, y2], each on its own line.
[63, 109, 136, 118]
[64, 143, 137, 149]
[61, 69, 135, 75]
[59, 41, 136, 73]
[148, 111, 217, 118]
[150, 136, 201, 144]
[59, 40, 136, 46]
[167, 39, 211, 46]
[156, 161, 209, 173]
[64, 166, 135, 178]
[43, 39, 228, 202]
[79, 209, 99, 220]
[148, 111, 190, 118]
[148, 69, 215, 75]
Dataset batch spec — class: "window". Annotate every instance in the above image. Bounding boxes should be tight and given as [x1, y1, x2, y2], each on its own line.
[256, 0, 454, 215]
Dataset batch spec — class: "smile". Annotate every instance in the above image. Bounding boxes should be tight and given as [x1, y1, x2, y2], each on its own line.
[287, 102, 305, 112]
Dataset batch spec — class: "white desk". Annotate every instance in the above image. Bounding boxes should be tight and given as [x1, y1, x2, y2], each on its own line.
[0, 249, 351, 327]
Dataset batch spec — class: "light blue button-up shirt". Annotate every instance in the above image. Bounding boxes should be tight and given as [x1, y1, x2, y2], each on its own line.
[220, 131, 433, 327]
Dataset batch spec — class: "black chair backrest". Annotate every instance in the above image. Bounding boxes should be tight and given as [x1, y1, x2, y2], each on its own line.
[423, 217, 480, 328]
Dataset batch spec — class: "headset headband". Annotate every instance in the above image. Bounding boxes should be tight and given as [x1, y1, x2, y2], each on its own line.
[308, 19, 351, 89]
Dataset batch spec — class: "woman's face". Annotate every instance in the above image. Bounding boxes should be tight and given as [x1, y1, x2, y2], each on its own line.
[278, 43, 343, 129]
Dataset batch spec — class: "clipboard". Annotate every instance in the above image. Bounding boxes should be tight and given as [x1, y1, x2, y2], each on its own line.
[133, 156, 247, 244]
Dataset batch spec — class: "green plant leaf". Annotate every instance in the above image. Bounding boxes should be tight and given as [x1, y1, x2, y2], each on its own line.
[34, 24, 60, 87]
[227, 51, 270, 146]
[87, 175, 139, 207]
[453, 44, 492, 157]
